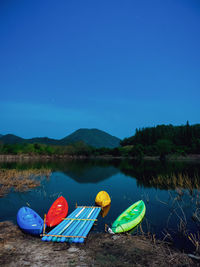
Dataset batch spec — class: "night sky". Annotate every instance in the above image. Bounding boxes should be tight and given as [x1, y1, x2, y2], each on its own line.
[0, 0, 200, 139]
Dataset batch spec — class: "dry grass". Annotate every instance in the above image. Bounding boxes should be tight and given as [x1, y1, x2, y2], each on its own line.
[0, 168, 51, 197]
[188, 232, 200, 254]
[153, 173, 200, 257]
[86, 232, 195, 266]
[151, 172, 200, 190]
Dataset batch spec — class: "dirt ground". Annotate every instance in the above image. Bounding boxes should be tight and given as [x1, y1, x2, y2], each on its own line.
[0, 221, 198, 267]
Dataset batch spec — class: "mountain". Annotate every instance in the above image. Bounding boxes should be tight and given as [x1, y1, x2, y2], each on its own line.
[0, 134, 3, 138]
[0, 134, 58, 146]
[0, 129, 121, 148]
[0, 134, 26, 144]
[59, 128, 121, 148]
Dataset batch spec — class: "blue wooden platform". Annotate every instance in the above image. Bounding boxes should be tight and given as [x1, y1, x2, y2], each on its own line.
[41, 206, 101, 243]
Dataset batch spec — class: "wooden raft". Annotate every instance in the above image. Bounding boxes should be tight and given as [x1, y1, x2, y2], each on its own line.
[41, 206, 101, 243]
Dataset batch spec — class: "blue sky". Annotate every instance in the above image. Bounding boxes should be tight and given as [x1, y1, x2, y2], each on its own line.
[0, 0, 200, 139]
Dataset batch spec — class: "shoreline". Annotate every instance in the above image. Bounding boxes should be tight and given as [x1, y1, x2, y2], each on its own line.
[0, 221, 197, 266]
[0, 153, 200, 162]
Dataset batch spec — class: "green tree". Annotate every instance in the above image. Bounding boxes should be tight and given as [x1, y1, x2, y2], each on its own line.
[130, 144, 144, 160]
[156, 139, 172, 160]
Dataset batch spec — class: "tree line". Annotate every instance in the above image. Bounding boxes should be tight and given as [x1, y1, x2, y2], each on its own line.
[0, 142, 94, 156]
[120, 122, 200, 159]
[0, 122, 199, 159]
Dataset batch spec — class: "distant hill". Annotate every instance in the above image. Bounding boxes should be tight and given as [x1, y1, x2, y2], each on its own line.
[28, 137, 58, 145]
[59, 128, 121, 148]
[0, 129, 121, 148]
[0, 134, 26, 144]
[0, 135, 58, 145]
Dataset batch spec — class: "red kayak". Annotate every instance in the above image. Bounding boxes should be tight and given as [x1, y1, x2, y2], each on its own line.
[46, 196, 68, 227]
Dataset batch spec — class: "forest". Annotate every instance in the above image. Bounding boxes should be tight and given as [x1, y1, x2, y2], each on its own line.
[120, 122, 200, 159]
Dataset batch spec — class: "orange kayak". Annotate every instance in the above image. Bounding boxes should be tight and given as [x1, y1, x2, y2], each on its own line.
[46, 196, 68, 227]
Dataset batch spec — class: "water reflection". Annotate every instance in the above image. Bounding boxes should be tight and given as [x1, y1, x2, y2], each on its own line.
[117, 159, 200, 190]
[1, 159, 200, 190]
[101, 204, 111, 218]
[62, 161, 119, 183]
[1, 159, 200, 252]
[0, 160, 119, 184]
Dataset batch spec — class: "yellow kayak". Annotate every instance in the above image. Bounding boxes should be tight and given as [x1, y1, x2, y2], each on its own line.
[95, 191, 111, 207]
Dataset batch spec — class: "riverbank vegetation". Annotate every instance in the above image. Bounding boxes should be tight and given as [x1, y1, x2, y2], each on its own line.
[121, 122, 200, 159]
[0, 122, 199, 160]
[0, 168, 51, 197]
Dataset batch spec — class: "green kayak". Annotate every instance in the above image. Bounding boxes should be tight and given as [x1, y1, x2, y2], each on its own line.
[111, 200, 146, 233]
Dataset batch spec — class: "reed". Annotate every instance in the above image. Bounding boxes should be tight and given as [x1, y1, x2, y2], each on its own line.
[0, 168, 51, 197]
[188, 232, 200, 253]
[192, 208, 200, 223]
[177, 219, 187, 236]
[134, 172, 200, 253]
[152, 174, 200, 253]
[162, 229, 173, 242]
[151, 172, 200, 190]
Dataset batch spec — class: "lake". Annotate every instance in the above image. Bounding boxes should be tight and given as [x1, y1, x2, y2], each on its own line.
[0, 158, 200, 252]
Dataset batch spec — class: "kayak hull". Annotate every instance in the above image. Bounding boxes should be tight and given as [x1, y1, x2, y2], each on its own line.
[46, 196, 68, 227]
[111, 200, 146, 233]
[95, 191, 111, 207]
[17, 207, 43, 235]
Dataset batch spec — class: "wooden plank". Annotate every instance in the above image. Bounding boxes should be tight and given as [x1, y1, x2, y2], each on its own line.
[43, 214, 46, 235]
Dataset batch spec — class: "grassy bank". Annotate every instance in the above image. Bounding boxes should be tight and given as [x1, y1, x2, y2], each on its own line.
[1, 153, 200, 162]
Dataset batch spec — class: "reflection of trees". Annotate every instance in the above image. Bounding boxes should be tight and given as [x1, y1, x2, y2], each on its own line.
[52, 160, 119, 183]
[0, 159, 119, 184]
[63, 165, 118, 183]
[1, 158, 200, 189]
[118, 159, 200, 190]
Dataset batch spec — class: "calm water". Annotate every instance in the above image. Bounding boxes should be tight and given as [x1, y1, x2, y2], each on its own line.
[0, 159, 200, 252]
